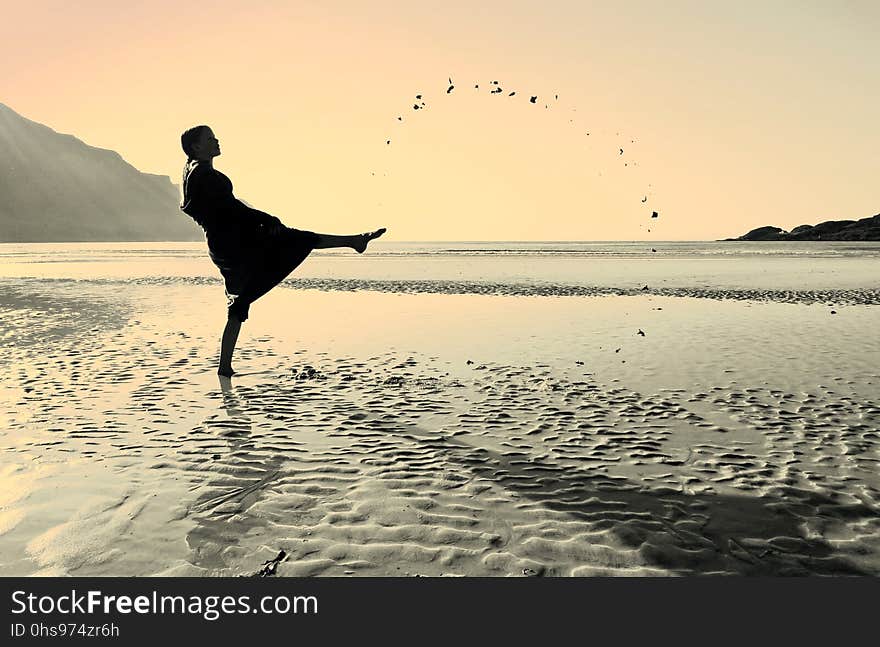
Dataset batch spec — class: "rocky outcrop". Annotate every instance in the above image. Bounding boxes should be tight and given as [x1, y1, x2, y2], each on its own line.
[0, 102, 203, 242]
[724, 214, 880, 241]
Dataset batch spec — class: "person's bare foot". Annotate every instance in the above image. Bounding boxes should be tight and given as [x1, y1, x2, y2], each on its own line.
[217, 366, 236, 377]
[353, 228, 387, 253]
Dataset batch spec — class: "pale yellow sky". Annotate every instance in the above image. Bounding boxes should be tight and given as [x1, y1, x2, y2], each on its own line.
[2, 1, 878, 240]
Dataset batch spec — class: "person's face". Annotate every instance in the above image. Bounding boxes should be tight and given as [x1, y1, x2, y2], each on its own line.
[193, 128, 221, 160]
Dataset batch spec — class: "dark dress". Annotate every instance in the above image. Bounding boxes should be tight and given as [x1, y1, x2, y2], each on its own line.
[180, 160, 318, 322]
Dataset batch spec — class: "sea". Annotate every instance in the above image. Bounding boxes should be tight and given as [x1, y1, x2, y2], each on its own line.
[1, 241, 879, 293]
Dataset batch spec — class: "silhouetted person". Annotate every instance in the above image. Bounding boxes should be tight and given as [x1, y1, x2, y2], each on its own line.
[179, 125, 386, 377]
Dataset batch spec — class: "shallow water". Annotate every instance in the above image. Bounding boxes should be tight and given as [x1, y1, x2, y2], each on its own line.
[1, 241, 879, 288]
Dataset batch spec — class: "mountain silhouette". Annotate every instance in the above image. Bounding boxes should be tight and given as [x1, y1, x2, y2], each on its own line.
[0, 102, 202, 242]
[724, 214, 880, 241]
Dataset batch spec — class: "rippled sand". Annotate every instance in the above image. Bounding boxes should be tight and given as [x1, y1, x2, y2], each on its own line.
[1, 277, 878, 576]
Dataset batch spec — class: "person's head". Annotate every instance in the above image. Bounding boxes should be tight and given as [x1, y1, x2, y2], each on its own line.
[181, 125, 220, 161]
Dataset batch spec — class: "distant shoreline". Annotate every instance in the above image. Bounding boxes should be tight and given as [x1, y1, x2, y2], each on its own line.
[723, 213, 880, 242]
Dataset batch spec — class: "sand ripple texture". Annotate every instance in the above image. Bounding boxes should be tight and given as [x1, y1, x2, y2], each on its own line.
[11, 275, 880, 306]
[0, 280, 878, 576]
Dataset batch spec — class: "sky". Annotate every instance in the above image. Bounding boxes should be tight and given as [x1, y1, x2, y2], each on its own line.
[2, 0, 878, 240]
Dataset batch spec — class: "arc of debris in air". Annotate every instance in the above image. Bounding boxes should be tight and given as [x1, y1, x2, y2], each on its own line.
[381, 76, 662, 226]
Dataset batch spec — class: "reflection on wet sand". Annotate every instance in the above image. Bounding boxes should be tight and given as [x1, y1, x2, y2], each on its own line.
[183, 378, 287, 573]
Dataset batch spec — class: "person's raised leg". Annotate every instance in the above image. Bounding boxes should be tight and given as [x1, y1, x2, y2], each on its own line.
[312, 228, 386, 253]
[218, 314, 242, 377]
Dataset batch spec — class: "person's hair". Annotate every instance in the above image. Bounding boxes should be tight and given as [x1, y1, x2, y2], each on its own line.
[181, 125, 209, 159]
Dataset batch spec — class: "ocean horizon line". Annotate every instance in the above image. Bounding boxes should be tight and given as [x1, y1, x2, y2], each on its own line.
[2, 239, 866, 245]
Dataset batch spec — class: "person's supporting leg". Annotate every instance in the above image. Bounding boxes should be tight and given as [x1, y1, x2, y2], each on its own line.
[218, 314, 242, 377]
[214, 227, 387, 377]
[312, 228, 387, 253]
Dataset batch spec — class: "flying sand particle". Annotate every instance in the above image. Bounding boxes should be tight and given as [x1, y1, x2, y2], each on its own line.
[651, 211, 659, 218]
[530, 96, 537, 103]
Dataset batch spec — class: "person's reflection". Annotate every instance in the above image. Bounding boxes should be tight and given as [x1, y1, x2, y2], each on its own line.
[219, 375, 248, 419]
[182, 376, 283, 573]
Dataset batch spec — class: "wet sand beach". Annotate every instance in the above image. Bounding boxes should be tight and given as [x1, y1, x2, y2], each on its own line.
[1, 243, 879, 576]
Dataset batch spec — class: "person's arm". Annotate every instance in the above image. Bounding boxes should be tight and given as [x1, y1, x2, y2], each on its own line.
[187, 166, 283, 234]
[229, 198, 285, 233]
[180, 164, 214, 228]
